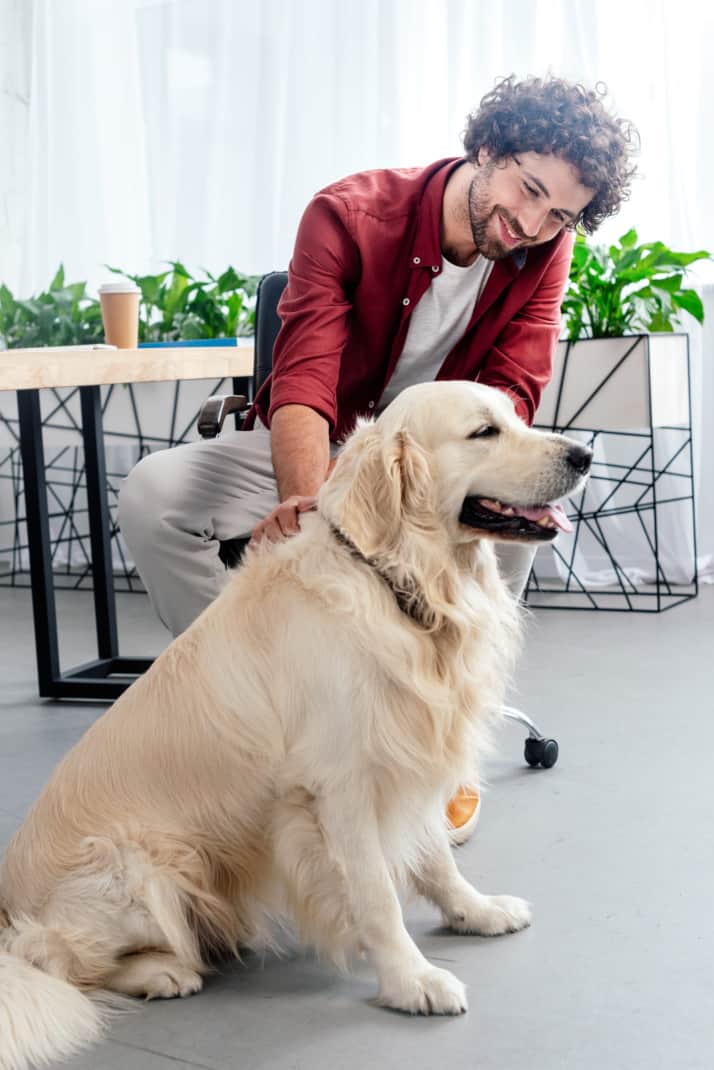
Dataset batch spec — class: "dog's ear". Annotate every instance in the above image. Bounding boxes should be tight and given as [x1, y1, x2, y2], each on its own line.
[322, 422, 461, 634]
[337, 426, 435, 558]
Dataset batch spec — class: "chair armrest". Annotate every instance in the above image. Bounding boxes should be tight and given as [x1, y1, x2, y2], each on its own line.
[197, 394, 248, 438]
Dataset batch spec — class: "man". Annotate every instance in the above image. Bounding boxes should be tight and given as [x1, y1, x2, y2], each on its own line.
[120, 74, 636, 841]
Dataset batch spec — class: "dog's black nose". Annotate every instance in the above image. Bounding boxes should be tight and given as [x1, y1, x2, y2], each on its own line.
[567, 444, 593, 474]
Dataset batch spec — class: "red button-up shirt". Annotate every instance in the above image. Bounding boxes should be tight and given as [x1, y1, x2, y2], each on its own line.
[245, 157, 574, 438]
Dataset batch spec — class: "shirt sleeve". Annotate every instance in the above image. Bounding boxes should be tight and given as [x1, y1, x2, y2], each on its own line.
[267, 192, 360, 432]
[477, 230, 574, 425]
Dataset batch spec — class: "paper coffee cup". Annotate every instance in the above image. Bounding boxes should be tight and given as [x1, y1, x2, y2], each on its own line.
[98, 281, 141, 348]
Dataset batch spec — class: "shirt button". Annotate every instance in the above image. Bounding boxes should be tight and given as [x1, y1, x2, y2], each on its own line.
[412, 256, 421, 264]
[432, 265, 440, 273]
[402, 297, 410, 306]
[367, 400, 375, 409]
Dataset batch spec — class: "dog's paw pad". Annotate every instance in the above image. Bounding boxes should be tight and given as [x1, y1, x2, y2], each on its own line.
[377, 965, 467, 1016]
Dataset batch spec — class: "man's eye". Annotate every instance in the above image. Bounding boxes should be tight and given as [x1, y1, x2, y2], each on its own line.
[524, 183, 539, 197]
[468, 426, 500, 439]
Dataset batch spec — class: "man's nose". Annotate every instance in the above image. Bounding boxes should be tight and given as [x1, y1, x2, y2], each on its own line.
[517, 203, 550, 240]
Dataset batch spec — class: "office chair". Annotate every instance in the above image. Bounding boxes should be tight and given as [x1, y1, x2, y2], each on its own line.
[196, 272, 559, 770]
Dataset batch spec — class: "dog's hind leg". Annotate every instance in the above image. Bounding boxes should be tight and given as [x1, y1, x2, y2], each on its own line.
[273, 787, 467, 1015]
[105, 950, 203, 999]
[413, 827, 532, 936]
[23, 837, 208, 992]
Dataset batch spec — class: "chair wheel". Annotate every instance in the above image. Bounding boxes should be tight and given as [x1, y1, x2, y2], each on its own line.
[540, 739, 559, 768]
[524, 737, 559, 769]
[524, 738, 543, 766]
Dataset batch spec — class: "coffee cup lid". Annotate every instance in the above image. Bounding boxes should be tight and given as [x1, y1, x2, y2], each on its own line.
[98, 281, 141, 294]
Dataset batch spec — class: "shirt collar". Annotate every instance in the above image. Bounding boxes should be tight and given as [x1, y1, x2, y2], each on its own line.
[411, 157, 528, 272]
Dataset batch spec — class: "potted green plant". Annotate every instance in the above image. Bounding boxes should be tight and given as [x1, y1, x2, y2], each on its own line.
[0, 266, 104, 349]
[560, 229, 708, 341]
[0, 262, 261, 350]
[537, 229, 710, 433]
[104, 261, 260, 345]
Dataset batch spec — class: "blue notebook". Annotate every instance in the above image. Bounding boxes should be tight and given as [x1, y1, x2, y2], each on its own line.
[139, 338, 239, 349]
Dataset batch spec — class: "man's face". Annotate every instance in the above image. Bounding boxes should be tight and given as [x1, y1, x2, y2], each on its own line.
[468, 150, 594, 260]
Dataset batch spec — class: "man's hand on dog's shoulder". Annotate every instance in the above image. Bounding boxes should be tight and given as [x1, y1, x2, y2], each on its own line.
[250, 495, 318, 545]
[250, 458, 338, 546]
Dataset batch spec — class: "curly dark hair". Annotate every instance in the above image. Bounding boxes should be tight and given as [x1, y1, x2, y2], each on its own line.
[462, 75, 639, 233]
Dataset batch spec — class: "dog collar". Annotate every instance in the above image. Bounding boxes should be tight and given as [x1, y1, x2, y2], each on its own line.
[328, 523, 429, 628]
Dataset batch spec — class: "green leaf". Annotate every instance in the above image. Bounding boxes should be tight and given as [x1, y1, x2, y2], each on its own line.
[673, 289, 705, 323]
[224, 292, 243, 336]
[166, 260, 191, 278]
[0, 283, 16, 317]
[650, 274, 683, 294]
[105, 264, 142, 285]
[164, 270, 191, 318]
[216, 266, 243, 293]
[619, 228, 639, 248]
[139, 275, 169, 307]
[647, 312, 674, 332]
[49, 264, 65, 291]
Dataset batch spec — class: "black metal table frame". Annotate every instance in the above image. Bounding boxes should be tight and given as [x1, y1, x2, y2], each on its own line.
[16, 375, 252, 700]
[17, 376, 251, 700]
[17, 384, 155, 699]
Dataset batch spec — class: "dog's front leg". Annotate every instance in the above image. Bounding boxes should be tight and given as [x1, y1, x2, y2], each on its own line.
[330, 805, 470, 1015]
[277, 790, 467, 1015]
[414, 828, 532, 936]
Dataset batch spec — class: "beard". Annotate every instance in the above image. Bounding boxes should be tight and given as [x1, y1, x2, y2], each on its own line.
[467, 164, 527, 261]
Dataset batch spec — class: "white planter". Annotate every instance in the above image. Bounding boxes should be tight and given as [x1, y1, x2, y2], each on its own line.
[528, 333, 696, 611]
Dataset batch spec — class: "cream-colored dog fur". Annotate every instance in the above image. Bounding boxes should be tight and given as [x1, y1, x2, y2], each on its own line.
[0, 382, 588, 1069]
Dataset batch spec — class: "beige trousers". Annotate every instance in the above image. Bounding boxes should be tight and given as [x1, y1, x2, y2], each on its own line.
[119, 424, 536, 638]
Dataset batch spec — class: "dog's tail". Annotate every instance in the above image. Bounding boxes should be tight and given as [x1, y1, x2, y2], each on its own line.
[0, 949, 113, 1070]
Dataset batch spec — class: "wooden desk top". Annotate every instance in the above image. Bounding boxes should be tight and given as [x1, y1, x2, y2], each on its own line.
[0, 344, 254, 392]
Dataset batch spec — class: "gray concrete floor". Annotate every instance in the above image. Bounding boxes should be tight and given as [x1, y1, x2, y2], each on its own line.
[1, 584, 713, 1070]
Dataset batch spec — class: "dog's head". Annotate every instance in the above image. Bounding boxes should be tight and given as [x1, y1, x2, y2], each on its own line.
[320, 381, 591, 558]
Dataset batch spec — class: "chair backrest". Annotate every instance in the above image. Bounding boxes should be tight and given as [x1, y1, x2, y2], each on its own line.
[254, 271, 288, 392]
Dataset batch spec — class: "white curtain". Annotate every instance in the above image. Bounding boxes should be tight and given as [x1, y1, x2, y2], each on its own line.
[1, 0, 712, 577]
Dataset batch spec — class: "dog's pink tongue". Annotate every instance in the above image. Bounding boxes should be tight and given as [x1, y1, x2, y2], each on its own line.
[518, 502, 573, 533]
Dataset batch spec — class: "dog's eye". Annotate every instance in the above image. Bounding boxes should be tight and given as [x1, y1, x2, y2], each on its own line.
[468, 425, 500, 440]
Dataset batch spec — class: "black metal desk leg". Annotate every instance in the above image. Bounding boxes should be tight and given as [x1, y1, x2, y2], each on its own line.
[80, 385, 119, 659]
[16, 389, 61, 696]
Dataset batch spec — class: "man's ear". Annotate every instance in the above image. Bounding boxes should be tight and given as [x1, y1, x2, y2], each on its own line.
[337, 427, 434, 558]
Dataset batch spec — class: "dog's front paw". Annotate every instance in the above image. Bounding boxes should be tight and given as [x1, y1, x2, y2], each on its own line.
[377, 964, 467, 1015]
[446, 892, 532, 936]
[145, 966, 204, 1000]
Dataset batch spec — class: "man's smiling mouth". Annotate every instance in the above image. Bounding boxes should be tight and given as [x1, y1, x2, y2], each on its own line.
[497, 212, 524, 246]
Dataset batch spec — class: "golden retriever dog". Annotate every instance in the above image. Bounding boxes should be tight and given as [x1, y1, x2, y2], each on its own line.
[0, 381, 591, 1069]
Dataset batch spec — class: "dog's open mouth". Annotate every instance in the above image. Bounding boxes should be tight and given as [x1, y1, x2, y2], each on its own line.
[459, 496, 573, 541]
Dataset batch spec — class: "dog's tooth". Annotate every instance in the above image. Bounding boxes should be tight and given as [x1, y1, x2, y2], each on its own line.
[537, 517, 552, 527]
[502, 506, 515, 516]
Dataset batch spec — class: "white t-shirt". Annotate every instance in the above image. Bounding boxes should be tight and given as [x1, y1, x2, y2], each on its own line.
[377, 253, 494, 412]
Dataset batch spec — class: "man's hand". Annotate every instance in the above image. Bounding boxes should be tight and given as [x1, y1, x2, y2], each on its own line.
[249, 495, 318, 546]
